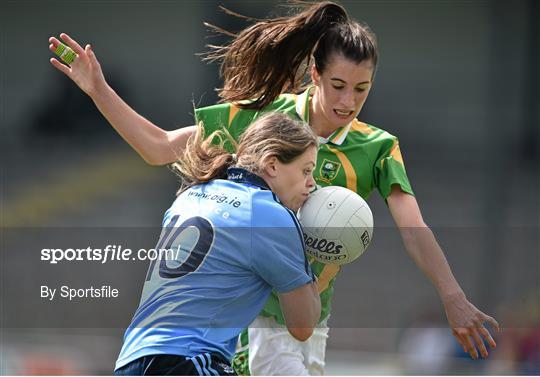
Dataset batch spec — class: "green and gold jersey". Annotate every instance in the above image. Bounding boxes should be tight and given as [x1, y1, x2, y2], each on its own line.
[195, 87, 414, 324]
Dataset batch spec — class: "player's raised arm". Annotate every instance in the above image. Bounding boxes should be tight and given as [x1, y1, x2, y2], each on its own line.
[48, 33, 194, 165]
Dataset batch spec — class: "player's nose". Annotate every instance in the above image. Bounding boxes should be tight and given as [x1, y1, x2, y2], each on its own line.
[340, 90, 355, 109]
[306, 174, 315, 188]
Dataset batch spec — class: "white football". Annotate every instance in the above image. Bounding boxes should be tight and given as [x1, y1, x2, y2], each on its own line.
[297, 186, 373, 265]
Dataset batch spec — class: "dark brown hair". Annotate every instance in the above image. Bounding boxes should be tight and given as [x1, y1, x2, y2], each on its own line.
[203, 1, 378, 110]
[171, 112, 318, 191]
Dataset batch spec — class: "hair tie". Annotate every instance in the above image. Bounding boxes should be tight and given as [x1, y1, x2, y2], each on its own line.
[231, 153, 238, 163]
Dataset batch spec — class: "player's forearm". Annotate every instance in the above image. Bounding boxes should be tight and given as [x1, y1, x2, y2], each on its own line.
[280, 281, 321, 340]
[307, 281, 322, 326]
[89, 83, 176, 165]
[287, 282, 321, 341]
[399, 226, 465, 301]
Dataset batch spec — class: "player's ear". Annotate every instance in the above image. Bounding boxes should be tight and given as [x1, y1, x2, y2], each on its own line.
[311, 64, 320, 86]
[263, 156, 279, 177]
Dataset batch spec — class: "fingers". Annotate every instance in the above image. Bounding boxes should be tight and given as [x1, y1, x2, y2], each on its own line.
[453, 322, 499, 360]
[452, 329, 468, 353]
[85, 44, 97, 64]
[471, 327, 488, 358]
[477, 312, 500, 349]
[478, 325, 497, 349]
[49, 57, 71, 76]
[453, 328, 479, 359]
[463, 334, 479, 359]
[484, 315, 500, 332]
[49, 37, 77, 66]
[48, 36, 61, 49]
[60, 32, 85, 55]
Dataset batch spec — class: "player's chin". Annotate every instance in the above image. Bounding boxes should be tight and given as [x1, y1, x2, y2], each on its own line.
[291, 196, 308, 212]
[288, 203, 301, 212]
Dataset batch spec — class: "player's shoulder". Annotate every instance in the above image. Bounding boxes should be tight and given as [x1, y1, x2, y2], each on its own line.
[194, 93, 295, 115]
[195, 94, 299, 126]
[166, 180, 250, 223]
[348, 119, 400, 149]
[198, 180, 296, 228]
[274, 92, 297, 106]
[350, 119, 397, 139]
[250, 190, 298, 228]
[194, 102, 231, 122]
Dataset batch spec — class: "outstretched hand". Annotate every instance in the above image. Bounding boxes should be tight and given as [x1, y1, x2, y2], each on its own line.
[444, 294, 500, 360]
[49, 33, 107, 97]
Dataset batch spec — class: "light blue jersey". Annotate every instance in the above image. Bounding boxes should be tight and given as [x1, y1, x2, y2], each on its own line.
[115, 168, 313, 370]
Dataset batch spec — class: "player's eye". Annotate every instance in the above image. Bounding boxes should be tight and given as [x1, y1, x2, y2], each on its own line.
[355, 84, 370, 93]
[332, 85, 345, 90]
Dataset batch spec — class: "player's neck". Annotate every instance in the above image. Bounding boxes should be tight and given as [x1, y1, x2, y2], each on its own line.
[309, 94, 340, 139]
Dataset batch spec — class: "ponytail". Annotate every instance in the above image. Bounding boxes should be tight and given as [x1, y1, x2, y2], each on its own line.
[203, 2, 348, 110]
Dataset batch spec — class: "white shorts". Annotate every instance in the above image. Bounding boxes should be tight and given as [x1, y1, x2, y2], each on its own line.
[247, 315, 329, 376]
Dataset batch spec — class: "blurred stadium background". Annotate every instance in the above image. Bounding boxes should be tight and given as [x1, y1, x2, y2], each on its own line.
[1, 0, 539, 375]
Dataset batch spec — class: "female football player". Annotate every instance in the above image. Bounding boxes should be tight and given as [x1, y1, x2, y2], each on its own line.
[49, 1, 500, 374]
[114, 112, 320, 375]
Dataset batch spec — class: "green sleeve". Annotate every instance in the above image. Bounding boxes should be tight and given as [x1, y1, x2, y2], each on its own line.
[374, 137, 414, 199]
[195, 103, 260, 140]
[194, 103, 230, 134]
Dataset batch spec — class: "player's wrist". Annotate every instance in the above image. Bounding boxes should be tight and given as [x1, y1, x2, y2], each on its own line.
[88, 80, 113, 101]
[440, 288, 466, 304]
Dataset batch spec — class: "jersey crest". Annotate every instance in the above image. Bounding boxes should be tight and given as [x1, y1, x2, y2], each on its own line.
[319, 159, 342, 183]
